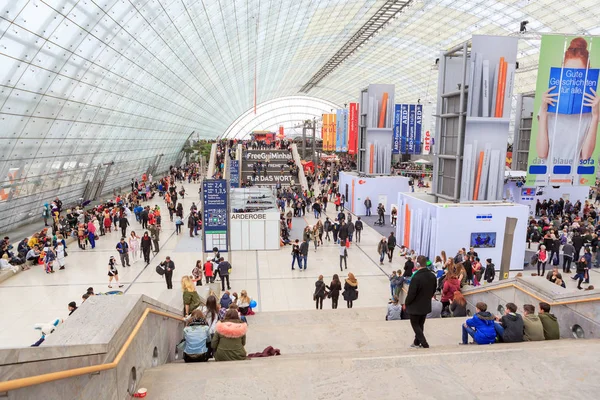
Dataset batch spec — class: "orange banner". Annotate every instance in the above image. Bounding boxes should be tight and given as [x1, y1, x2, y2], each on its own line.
[322, 114, 329, 151]
[329, 113, 337, 152]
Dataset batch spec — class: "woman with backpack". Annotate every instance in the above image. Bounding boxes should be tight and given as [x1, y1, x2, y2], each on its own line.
[536, 245, 549, 277]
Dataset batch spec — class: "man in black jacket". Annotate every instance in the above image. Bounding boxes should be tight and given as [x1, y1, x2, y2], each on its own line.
[387, 232, 397, 262]
[493, 302, 524, 343]
[119, 215, 129, 238]
[218, 257, 232, 291]
[354, 217, 363, 243]
[161, 256, 175, 289]
[404, 255, 437, 348]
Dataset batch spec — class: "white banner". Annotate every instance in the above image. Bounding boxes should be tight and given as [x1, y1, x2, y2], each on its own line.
[421, 104, 433, 155]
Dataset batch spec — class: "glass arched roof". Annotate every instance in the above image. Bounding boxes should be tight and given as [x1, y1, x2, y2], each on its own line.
[222, 96, 339, 139]
[2, 0, 600, 230]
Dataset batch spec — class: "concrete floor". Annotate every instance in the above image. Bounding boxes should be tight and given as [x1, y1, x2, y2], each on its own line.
[0, 182, 397, 348]
[139, 311, 600, 400]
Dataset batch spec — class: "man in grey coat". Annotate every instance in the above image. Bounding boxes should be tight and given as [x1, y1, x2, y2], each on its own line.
[364, 197, 372, 216]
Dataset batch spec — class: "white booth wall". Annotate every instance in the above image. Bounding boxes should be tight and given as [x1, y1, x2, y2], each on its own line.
[503, 182, 590, 217]
[397, 193, 529, 270]
[229, 211, 280, 251]
[338, 171, 410, 216]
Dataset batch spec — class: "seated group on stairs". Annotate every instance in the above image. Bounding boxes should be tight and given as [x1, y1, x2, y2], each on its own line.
[460, 301, 560, 345]
[179, 293, 249, 363]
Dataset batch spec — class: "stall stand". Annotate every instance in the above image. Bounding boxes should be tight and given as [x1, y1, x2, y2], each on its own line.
[503, 181, 590, 217]
[338, 171, 410, 216]
[229, 210, 280, 250]
[397, 192, 528, 271]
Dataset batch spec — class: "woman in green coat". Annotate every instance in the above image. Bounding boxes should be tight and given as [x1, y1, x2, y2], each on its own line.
[212, 309, 248, 361]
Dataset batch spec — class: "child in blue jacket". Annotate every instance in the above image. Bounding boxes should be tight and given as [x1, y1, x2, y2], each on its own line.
[461, 302, 496, 345]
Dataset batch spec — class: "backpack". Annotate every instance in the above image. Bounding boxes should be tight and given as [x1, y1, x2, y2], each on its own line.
[156, 264, 166, 275]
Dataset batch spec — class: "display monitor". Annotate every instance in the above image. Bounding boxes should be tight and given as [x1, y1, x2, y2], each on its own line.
[470, 232, 496, 248]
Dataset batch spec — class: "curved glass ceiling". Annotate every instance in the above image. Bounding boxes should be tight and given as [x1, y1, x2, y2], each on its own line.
[223, 96, 339, 139]
[1, 0, 600, 230]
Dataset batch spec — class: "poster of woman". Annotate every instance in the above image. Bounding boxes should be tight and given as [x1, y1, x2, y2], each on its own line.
[527, 35, 600, 187]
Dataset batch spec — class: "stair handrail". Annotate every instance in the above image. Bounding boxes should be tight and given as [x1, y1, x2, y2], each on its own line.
[0, 308, 184, 393]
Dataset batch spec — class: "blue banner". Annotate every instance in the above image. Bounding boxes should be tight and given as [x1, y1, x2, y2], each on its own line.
[408, 105, 416, 154]
[202, 179, 228, 253]
[400, 104, 409, 153]
[230, 160, 239, 188]
[393, 104, 401, 154]
[415, 104, 423, 154]
[335, 109, 343, 152]
[341, 109, 348, 152]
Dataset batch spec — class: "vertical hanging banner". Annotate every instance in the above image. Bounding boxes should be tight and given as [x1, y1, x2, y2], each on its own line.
[400, 104, 409, 153]
[415, 104, 423, 154]
[203, 179, 228, 253]
[526, 35, 600, 186]
[348, 103, 358, 155]
[422, 104, 432, 155]
[408, 105, 416, 154]
[322, 114, 329, 151]
[230, 160, 240, 188]
[392, 104, 401, 154]
[329, 113, 337, 152]
[341, 109, 348, 152]
[335, 109, 343, 152]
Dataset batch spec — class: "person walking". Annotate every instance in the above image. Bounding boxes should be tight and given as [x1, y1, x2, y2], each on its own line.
[377, 237, 388, 266]
[404, 255, 437, 349]
[347, 220, 355, 243]
[342, 273, 358, 308]
[107, 256, 124, 288]
[141, 232, 152, 265]
[364, 197, 372, 216]
[291, 239, 302, 270]
[324, 218, 332, 242]
[116, 237, 131, 267]
[149, 223, 160, 254]
[187, 213, 196, 238]
[314, 275, 327, 310]
[387, 232, 397, 263]
[327, 274, 342, 309]
[299, 238, 309, 270]
[217, 257, 232, 291]
[128, 231, 140, 262]
[339, 241, 348, 271]
[119, 215, 129, 238]
[160, 256, 175, 289]
[354, 217, 363, 243]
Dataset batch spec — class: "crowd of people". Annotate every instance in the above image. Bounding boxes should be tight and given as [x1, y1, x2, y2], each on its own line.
[528, 197, 596, 289]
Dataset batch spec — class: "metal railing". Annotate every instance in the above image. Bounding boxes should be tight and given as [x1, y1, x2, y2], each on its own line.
[0, 308, 184, 393]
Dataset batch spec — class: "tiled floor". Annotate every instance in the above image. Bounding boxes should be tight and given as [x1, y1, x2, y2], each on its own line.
[0, 183, 396, 348]
[2, 181, 594, 348]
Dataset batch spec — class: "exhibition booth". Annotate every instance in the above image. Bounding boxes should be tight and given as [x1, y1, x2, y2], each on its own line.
[338, 171, 410, 216]
[229, 188, 280, 251]
[396, 192, 528, 270]
[503, 181, 590, 217]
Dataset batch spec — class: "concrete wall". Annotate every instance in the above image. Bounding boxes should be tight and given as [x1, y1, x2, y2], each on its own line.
[0, 294, 183, 400]
[463, 277, 600, 339]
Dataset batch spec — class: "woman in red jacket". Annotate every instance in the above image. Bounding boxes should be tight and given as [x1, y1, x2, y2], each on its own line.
[441, 272, 461, 312]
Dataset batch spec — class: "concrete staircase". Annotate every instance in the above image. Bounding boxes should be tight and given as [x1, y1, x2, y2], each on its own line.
[136, 308, 600, 399]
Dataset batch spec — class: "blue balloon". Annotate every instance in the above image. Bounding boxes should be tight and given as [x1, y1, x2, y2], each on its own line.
[250, 300, 257, 308]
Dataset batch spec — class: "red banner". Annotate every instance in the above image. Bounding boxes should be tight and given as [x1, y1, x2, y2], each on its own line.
[348, 103, 358, 155]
